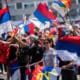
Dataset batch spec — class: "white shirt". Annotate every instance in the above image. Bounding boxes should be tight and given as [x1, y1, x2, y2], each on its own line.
[43, 48, 57, 67]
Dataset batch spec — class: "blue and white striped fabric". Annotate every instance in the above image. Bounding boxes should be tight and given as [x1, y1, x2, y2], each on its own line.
[10, 62, 21, 80]
[56, 36, 80, 64]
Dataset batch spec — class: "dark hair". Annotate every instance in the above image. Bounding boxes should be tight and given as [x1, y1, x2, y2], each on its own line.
[5, 35, 11, 41]
[34, 40, 39, 46]
[44, 38, 55, 48]
[22, 39, 27, 42]
[44, 38, 52, 43]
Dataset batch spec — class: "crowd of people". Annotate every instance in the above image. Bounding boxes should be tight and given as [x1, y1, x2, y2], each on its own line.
[0, 22, 80, 80]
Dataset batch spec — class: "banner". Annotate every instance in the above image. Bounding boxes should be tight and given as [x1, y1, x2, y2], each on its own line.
[32, 65, 61, 80]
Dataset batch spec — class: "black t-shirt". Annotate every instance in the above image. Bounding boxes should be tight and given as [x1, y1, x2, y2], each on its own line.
[8, 46, 17, 61]
[57, 56, 73, 69]
[18, 46, 29, 65]
[29, 45, 45, 63]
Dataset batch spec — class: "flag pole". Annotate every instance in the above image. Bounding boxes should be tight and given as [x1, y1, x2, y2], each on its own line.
[5, 0, 14, 30]
[4, 0, 8, 7]
[66, 8, 73, 24]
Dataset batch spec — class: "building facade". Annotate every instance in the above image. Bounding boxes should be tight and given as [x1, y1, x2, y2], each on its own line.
[69, 0, 80, 21]
[1, 0, 80, 23]
[0, 0, 2, 9]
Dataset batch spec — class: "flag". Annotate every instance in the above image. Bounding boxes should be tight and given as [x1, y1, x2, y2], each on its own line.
[49, 27, 57, 35]
[1, 33, 8, 40]
[0, 7, 12, 35]
[56, 36, 80, 61]
[10, 61, 21, 80]
[32, 65, 43, 80]
[60, 0, 71, 7]
[10, 27, 18, 37]
[51, 0, 71, 17]
[29, 3, 58, 30]
[24, 23, 35, 34]
[17, 21, 26, 35]
[32, 65, 61, 80]
[0, 43, 9, 64]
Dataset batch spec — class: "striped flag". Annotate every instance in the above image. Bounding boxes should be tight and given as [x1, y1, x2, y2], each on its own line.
[29, 3, 58, 30]
[56, 36, 80, 62]
[10, 61, 21, 80]
[51, 0, 71, 17]
[32, 65, 61, 80]
[0, 7, 12, 35]
[24, 23, 35, 34]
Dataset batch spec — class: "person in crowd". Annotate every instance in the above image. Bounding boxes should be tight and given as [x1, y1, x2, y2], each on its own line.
[77, 65, 80, 79]
[57, 56, 77, 80]
[14, 35, 29, 80]
[41, 38, 58, 80]
[7, 37, 20, 80]
[72, 24, 80, 36]
[43, 38, 57, 67]
[29, 39, 45, 80]
[0, 35, 12, 76]
[29, 39, 44, 68]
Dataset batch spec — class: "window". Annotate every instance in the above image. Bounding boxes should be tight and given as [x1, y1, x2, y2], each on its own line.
[25, 14, 30, 18]
[8, 4, 15, 9]
[24, 4, 28, 8]
[29, 4, 34, 8]
[11, 15, 22, 21]
[16, 2, 22, 9]
[24, 3, 34, 9]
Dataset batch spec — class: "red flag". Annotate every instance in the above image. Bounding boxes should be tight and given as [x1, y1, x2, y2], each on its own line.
[10, 27, 18, 37]
[60, 36, 80, 45]
[38, 3, 58, 25]
[28, 23, 34, 34]
[58, 28, 63, 38]
[32, 65, 43, 80]
[0, 7, 8, 18]
[0, 43, 9, 64]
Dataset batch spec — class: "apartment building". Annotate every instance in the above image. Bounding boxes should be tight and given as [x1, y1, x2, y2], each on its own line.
[1, 0, 80, 23]
[1, 0, 53, 21]
[69, 0, 80, 21]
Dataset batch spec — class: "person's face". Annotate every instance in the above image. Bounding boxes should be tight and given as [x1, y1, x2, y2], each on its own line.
[44, 41, 50, 49]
